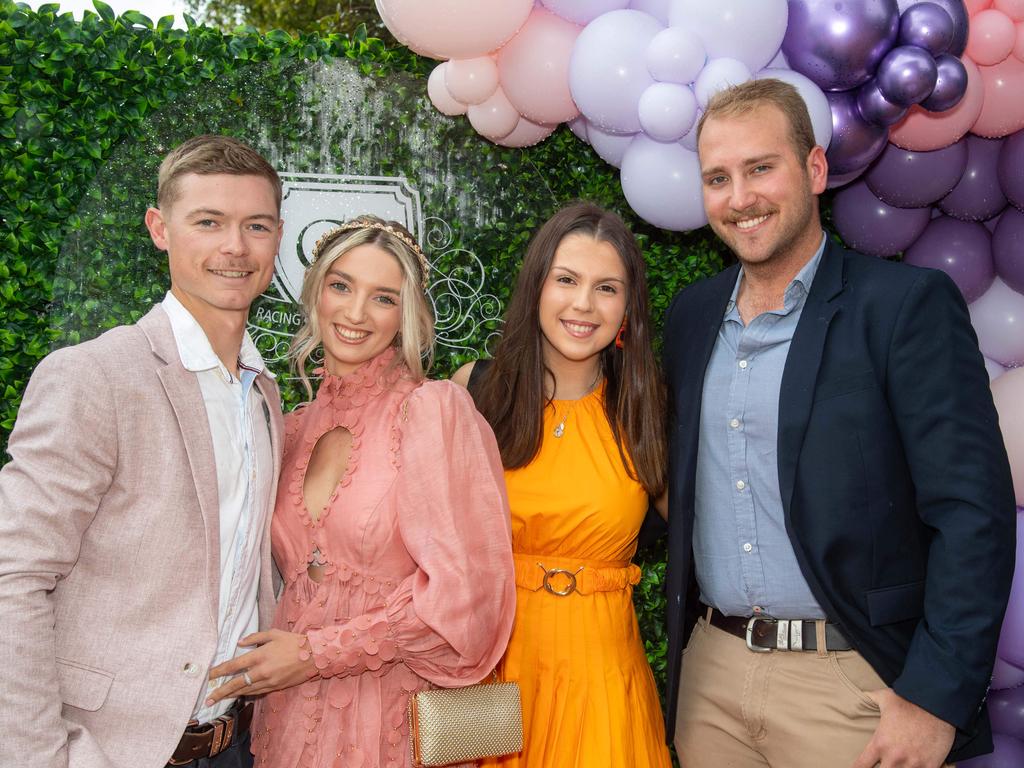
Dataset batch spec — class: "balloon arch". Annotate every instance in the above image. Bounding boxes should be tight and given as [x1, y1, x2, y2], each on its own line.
[370, 1, 1024, 763]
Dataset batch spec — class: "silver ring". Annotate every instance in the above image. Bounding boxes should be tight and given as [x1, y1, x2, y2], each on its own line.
[242, 671, 253, 686]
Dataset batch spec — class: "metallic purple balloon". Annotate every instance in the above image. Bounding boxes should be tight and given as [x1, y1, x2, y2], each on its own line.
[899, 0, 968, 57]
[865, 139, 968, 207]
[832, 181, 931, 256]
[988, 685, 1024, 738]
[783, 0, 900, 92]
[939, 135, 1009, 222]
[999, 130, 1024, 211]
[826, 90, 889, 175]
[898, 2, 954, 55]
[993, 206, 1024, 294]
[857, 79, 909, 126]
[876, 45, 938, 106]
[904, 214, 995, 302]
[921, 54, 968, 112]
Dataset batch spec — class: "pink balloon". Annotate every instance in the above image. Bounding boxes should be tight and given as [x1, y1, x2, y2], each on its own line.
[374, 0, 532, 60]
[427, 63, 467, 116]
[444, 56, 499, 105]
[965, 0, 995, 11]
[889, 56, 984, 150]
[995, 0, 1024, 21]
[973, 55, 1024, 136]
[991, 367, 1024, 504]
[1016, 22, 1024, 59]
[467, 86, 520, 140]
[493, 116, 558, 147]
[967, 9, 1017, 65]
[497, 7, 581, 124]
[970, 277, 1024, 365]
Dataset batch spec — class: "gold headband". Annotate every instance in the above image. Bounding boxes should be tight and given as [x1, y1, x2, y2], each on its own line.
[310, 219, 431, 289]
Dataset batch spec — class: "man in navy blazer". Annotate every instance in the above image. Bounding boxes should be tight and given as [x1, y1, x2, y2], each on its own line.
[663, 79, 1015, 768]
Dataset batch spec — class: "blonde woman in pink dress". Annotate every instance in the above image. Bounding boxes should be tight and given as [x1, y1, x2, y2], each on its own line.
[206, 216, 516, 768]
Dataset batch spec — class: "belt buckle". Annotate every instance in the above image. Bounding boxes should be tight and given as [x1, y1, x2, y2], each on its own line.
[538, 564, 584, 596]
[745, 617, 774, 653]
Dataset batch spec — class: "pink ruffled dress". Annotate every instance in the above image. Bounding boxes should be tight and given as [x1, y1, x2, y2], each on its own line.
[251, 350, 515, 768]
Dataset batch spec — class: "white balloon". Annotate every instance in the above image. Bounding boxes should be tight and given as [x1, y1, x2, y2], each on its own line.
[646, 26, 706, 84]
[669, 0, 788, 73]
[638, 82, 698, 141]
[620, 135, 708, 230]
[970, 278, 1024, 366]
[427, 64, 467, 116]
[588, 123, 638, 167]
[694, 57, 751, 109]
[756, 67, 834, 150]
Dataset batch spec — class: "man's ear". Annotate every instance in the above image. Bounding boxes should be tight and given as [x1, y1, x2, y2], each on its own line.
[145, 207, 169, 252]
[807, 145, 829, 195]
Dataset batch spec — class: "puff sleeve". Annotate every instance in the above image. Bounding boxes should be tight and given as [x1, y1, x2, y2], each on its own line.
[305, 381, 515, 686]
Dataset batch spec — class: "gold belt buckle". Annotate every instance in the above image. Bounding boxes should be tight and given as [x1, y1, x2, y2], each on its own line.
[537, 563, 584, 596]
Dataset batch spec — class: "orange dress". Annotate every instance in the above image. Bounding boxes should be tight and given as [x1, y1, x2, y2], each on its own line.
[485, 385, 671, 767]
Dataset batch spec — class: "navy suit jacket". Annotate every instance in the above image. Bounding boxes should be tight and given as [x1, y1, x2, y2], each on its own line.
[662, 238, 1016, 761]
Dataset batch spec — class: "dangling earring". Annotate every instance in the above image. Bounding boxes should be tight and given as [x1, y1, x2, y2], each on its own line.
[615, 317, 627, 350]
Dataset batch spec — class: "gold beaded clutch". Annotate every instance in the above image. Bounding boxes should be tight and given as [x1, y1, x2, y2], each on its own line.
[409, 679, 523, 767]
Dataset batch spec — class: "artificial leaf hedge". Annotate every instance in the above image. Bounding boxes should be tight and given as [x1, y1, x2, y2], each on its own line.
[1, 0, 730, 697]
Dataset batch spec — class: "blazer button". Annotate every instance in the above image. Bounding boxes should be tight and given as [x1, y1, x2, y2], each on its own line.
[183, 662, 200, 676]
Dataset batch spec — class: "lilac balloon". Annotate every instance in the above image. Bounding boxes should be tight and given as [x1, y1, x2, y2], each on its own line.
[898, 2, 954, 55]
[897, 0, 968, 57]
[920, 54, 969, 112]
[939, 136, 1009, 222]
[991, 655, 1024, 688]
[994, 207, 1024, 294]
[540, 0, 629, 25]
[904, 215, 995, 301]
[826, 90, 889, 175]
[669, 0, 789, 74]
[985, 355, 1008, 381]
[569, 10, 663, 134]
[620, 135, 706, 231]
[694, 57, 752, 109]
[876, 45, 938, 107]
[857, 79, 910, 126]
[998, 510, 1024, 667]
[826, 165, 870, 189]
[782, 0, 900, 91]
[989, 685, 1024, 737]
[960, 735, 1024, 768]
[638, 82, 698, 141]
[833, 181, 932, 256]
[865, 140, 968, 207]
[646, 26, 706, 84]
[999, 130, 1024, 212]
[757, 68, 833, 149]
[969, 278, 1024, 367]
[567, 115, 589, 143]
[587, 123, 637, 168]
[630, 0, 670, 24]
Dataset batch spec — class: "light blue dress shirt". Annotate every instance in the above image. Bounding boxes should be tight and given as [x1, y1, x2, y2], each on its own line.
[694, 234, 828, 619]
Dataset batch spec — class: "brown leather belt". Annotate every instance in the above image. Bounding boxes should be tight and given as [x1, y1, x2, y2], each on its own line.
[167, 700, 254, 766]
[704, 605, 852, 652]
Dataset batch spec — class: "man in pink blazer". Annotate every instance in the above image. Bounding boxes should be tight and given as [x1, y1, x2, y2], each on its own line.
[0, 135, 286, 768]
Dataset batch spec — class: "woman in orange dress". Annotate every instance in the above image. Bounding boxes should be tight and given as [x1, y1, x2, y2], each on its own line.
[206, 216, 516, 768]
[453, 202, 671, 767]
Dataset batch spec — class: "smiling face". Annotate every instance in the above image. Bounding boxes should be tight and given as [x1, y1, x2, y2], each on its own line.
[698, 104, 827, 271]
[538, 233, 628, 371]
[317, 243, 404, 377]
[145, 172, 282, 330]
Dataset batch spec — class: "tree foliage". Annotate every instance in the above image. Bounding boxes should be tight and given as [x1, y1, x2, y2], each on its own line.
[185, 0, 396, 41]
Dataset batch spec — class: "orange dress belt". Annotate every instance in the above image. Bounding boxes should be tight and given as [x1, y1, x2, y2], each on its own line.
[513, 553, 641, 597]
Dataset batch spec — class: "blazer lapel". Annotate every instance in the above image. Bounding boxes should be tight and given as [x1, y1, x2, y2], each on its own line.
[139, 307, 222, 625]
[778, 240, 846, 514]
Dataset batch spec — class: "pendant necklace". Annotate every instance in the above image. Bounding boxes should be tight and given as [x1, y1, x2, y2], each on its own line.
[552, 369, 602, 438]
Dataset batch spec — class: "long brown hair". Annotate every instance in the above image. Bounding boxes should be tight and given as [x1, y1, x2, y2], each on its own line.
[473, 202, 667, 496]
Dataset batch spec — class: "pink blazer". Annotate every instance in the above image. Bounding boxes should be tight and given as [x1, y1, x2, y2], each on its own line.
[0, 305, 284, 768]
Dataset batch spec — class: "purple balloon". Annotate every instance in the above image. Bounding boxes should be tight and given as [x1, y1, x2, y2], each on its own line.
[904, 214, 995, 301]
[833, 181, 931, 256]
[857, 79, 910, 126]
[898, 2, 954, 55]
[876, 45, 938, 106]
[940, 136, 1009, 222]
[865, 139, 968, 207]
[783, 0, 899, 92]
[898, 0, 968, 57]
[826, 90, 889, 175]
[921, 53, 969, 112]
[994, 207, 1024, 294]
[999, 130, 1024, 212]
[959, 735, 1024, 768]
[991, 656, 1024, 688]
[989, 685, 1024, 737]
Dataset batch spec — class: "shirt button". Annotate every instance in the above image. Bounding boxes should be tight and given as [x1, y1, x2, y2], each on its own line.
[743, 543, 753, 553]
[736, 480, 746, 490]
[738, 360, 748, 369]
[183, 663, 199, 676]
[730, 418, 741, 429]
[752, 605, 763, 614]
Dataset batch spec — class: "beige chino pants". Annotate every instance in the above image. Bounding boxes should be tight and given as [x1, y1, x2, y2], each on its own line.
[674, 615, 890, 768]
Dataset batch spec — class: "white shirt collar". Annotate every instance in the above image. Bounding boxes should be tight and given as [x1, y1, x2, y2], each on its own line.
[161, 291, 271, 378]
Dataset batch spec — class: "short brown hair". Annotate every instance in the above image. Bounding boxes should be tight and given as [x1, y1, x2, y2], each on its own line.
[697, 79, 816, 159]
[156, 134, 282, 211]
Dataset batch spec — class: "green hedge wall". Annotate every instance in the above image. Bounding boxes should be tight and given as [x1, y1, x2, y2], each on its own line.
[1, 0, 731, 704]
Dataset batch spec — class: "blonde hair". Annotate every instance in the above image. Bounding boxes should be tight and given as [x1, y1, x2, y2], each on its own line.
[290, 216, 435, 396]
[157, 134, 282, 211]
